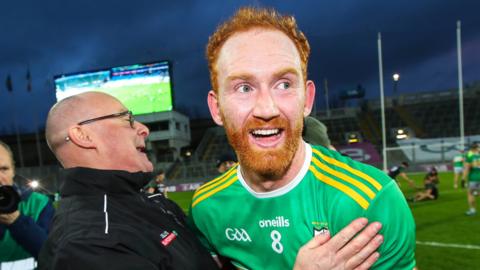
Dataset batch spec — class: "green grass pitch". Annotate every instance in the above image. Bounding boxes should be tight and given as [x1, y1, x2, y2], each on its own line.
[168, 171, 480, 269]
[93, 81, 172, 115]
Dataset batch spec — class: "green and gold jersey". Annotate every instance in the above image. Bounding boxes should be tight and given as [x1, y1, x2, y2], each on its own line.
[465, 150, 480, 182]
[453, 153, 465, 168]
[189, 143, 416, 270]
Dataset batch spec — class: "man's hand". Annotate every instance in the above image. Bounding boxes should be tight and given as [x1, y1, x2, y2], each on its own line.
[293, 218, 383, 270]
[0, 210, 20, 225]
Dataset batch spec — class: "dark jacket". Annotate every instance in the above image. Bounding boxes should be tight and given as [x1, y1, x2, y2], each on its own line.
[38, 167, 218, 270]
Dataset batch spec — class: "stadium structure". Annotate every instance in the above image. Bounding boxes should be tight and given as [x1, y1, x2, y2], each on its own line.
[1, 81, 479, 193]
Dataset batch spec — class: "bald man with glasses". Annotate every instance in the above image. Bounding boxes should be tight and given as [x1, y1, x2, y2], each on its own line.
[38, 92, 219, 270]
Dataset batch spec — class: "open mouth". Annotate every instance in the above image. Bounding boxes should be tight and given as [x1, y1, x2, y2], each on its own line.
[136, 146, 146, 153]
[250, 128, 283, 138]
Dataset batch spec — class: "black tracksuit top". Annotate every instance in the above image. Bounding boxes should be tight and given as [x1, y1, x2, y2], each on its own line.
[38, 167, 219, 270]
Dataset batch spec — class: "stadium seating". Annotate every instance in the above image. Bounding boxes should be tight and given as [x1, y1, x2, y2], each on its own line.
[3, 83, 480, 187]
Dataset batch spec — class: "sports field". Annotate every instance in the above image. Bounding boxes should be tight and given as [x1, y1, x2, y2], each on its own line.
[99, 81, 173, 115]
[168, 171, 480, 269]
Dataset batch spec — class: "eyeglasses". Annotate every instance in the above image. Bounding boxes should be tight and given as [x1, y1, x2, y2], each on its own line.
[78, 110, 134, 128]
[65, 110, 134, 141]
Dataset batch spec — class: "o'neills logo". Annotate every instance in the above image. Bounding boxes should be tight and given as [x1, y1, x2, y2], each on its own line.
[258, 216, 290, 228]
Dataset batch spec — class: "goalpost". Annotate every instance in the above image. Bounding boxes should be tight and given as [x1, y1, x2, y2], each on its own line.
[377, 22, 465, 172]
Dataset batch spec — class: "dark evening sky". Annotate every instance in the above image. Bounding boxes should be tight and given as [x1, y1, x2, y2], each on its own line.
[0, 0, 479, 135]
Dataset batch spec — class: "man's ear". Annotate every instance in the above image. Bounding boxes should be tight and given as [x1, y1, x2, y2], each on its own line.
[67, 126, 96, 149]
[303, 80, 316, 117]
[207, 90, 224, 126]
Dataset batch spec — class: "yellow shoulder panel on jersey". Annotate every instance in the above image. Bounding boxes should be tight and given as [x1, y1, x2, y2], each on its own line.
[312, 148, 382, 191]
[196, 164, 238, 193]
[309, 165, 369, 209]
[192, 165, 238, 208]
[311, 156, 376, 199]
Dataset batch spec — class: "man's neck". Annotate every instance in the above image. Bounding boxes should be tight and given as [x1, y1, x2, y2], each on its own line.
[242, 141, 307, 192]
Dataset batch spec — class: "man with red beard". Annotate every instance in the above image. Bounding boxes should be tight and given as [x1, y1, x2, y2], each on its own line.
[189, 7, 416, 270]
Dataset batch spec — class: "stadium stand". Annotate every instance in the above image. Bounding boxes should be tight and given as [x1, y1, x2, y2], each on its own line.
[313, 107, 362, 146]
[2, 83, 480, 187]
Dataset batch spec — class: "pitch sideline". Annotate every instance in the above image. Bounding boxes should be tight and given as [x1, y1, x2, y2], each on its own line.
[416, 241, 480, 250]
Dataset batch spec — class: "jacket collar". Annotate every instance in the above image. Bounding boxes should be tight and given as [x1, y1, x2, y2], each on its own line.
[59, 167, 152, 196]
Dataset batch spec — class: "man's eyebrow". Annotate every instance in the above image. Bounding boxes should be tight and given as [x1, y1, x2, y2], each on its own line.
[225, 73, 255, 83]
[225, 67, 300, 83]
[272, 67, 300, 79]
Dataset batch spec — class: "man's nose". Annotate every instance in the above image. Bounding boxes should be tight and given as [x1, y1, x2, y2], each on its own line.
[252, 88, 280, 120]
[135, 121, 150, 138]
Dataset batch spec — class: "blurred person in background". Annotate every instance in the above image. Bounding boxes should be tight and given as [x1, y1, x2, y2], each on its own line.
[302, 116, 335, 150]
[0, 140, 54, 266]
[145, 170, 168, 197]
[463, 142, 480, 216]
[215, 153, 236, 174]
[411, 171, 439, 202]
[388, 161, 416, 188]
[452, 150, 465, 189]
[426, 166, 439, 187]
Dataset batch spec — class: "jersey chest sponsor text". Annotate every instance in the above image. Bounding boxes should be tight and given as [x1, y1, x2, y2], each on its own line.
[258, 216, 290, 228]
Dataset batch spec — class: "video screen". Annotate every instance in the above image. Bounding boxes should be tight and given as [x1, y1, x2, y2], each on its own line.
[54, 61, 173, 115]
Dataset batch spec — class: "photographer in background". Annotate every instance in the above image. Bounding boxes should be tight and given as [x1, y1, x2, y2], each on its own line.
[0, 140, 54, 264]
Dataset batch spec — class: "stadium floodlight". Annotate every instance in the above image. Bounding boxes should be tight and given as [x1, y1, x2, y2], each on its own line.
[345, 132, 362, 144]
[29, 180, 39, 189]
[392, 127, 414, 140]
[392, 73, 400, 94]
[395, 129, 407, 140]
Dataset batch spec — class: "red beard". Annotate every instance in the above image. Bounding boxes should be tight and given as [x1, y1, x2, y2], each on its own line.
[222, 114, 303, 180]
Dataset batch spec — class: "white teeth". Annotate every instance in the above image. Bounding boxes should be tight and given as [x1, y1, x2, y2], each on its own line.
[252, 129, 279, 136]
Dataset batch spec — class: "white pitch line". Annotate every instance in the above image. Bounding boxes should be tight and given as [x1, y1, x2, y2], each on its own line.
[417, 241, 480, 250]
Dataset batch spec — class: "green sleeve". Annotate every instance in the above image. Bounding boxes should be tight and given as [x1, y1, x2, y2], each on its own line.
[466, 152, 473, 164]
[146, 180, 156, 188]
[366, 181, 416, 270]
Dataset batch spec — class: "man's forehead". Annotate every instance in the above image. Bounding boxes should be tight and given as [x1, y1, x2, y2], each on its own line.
[81, 93, 127, 114]
[0, 147, 12, 165]
[216, 29, 302, 79]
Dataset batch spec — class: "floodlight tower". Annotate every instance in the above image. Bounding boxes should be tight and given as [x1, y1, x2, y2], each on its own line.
[393, 73, 400, 94]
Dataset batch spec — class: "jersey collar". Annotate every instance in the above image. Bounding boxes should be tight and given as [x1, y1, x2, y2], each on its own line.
[237, 142, 312, 198]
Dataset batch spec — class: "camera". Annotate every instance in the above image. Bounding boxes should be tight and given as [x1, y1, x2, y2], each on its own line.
[0, 185, 20, 214]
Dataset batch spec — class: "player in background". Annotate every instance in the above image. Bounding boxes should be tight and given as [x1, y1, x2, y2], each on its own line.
[411, 171, 439, 202]
[426, 166, 439, 186]
[146, 170, 168, 198]
[463, 143, 480, 216]
[452, 150, 465, 189]
[388, 162, 416, 188]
